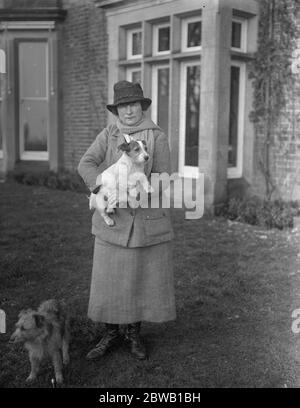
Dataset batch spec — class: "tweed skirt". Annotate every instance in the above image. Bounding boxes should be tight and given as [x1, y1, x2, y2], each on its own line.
[87, 238, 176, 324]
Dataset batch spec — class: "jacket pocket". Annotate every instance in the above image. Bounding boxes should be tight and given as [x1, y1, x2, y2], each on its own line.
[143, 210, 172, 237]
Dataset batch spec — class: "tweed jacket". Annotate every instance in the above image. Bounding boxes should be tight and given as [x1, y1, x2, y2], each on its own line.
[77, 123, 174, 247]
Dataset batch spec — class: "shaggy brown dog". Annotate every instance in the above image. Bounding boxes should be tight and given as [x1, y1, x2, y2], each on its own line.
[10, 299, 70, 385]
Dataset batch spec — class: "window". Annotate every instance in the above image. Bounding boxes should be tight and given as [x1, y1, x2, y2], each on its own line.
[115, 8, 249, 182]
[231, 18, 247, 52]
[181, 16, 201, 52]
[228, 61, 246, 178]
[19, 41, 49, 161]
[151, 65, 170, 135]
[127, 28, 142, 59]
[126, 67, 142, 84]
[120, 14, 202, 178]
[153, 23, 170, 55]
[179, 61, 201, 178]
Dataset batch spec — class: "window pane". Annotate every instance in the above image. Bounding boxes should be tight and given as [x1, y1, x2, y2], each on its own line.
[187, 21, 201, 48]
[157, 67, 169, 135]
[185, 65, 200, 166]
[232, 22, 242, 48]
[132, 70, 141, 84]
[158, 26, 170, 52]
[132, 31, 142, 56]
[19, 42, 47, 98]
[21, 100, 48, 151]
[228, 66, 240, 167]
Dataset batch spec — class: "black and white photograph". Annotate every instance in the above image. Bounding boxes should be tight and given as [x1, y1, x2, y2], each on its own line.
[0, 0, 300, 392]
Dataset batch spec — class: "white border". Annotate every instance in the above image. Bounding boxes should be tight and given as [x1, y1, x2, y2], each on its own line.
[126, 28, 142, 60]
[227, 61, 246, 179]
[153, 22, 170, 56]
[231, 18, 247, 53]
[19, 41, 49, 161]
[179, 60, 201, 179]
[181, 16, 202, 53]
[151, 64, 170, 125]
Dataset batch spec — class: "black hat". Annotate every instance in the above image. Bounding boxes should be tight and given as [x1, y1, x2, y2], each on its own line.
[106, 80, 152, 115]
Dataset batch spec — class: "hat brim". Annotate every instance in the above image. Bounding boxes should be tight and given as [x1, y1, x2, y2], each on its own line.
[106, 97, 152, 115]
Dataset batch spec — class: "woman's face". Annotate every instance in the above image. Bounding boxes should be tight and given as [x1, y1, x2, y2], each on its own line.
[117, 101, 143, 126]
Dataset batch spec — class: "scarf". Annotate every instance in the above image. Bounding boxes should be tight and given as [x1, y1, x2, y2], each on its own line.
[115, 114, 161, 177]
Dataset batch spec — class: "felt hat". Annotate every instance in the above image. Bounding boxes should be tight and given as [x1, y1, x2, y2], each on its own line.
[106, 80, 152, 115]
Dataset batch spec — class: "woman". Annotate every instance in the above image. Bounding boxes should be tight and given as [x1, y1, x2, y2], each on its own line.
[78, 80, 176, 360]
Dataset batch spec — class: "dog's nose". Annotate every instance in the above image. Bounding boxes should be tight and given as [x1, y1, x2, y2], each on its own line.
[144, 156, 149, 161]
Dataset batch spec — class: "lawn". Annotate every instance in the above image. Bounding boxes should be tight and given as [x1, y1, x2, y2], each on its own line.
[0, 180, 300, 388]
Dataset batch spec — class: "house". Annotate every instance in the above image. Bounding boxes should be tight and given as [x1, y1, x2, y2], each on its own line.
[0, 0, 299, 208]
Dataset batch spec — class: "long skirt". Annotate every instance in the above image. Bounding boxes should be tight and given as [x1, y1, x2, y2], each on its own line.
[87, 237, 176, 324]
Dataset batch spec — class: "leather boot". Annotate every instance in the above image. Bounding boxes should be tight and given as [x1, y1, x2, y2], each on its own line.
[86, 324, 120, 360]
[125, 322, 147, 360]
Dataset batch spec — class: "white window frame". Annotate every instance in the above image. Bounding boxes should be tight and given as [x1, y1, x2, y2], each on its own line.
[126, 28, 142, 60]
[0, 49, 5, 74]
[19, 41, 49, 161]
[126, 66, 142, 84]
[181, 16, 202, 53]
[231, 18, 248, 53]
[227, 60, 246, 179]
[151, 64, 170, 126]
[153, 22, 171, 56]
[179, 60, 201, 179]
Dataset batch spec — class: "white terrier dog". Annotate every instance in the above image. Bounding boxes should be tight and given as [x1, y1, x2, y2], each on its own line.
[89, 134, 153, 226]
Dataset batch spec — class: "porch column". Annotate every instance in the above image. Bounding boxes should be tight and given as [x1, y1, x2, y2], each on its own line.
[199, 0, 232, 208]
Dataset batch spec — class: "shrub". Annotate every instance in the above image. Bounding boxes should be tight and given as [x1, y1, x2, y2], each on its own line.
[217, 196, 300, 229]
[9, 170, 88, 193]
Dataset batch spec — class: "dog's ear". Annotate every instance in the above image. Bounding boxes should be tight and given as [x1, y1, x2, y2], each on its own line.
[33, 313, 45, 329]
[117, 142, 131, 152]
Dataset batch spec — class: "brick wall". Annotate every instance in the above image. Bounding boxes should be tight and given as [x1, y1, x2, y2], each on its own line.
[251, 3, 300, 201]
[61, 0, 107, 171]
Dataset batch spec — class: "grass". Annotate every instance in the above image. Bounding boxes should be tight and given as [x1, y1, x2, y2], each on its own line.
[0, 180, 300, 388]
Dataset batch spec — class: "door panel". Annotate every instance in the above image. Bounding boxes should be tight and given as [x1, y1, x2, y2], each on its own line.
[21, 100, 48, 151]
[19, 41, 49, 160]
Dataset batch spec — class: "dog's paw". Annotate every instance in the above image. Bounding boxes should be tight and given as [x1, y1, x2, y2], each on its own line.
[26, 374, 37, 383]
[55, 375, 64, 385]
[104, 218, 115, 227]
[106, 207, 115, 214]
